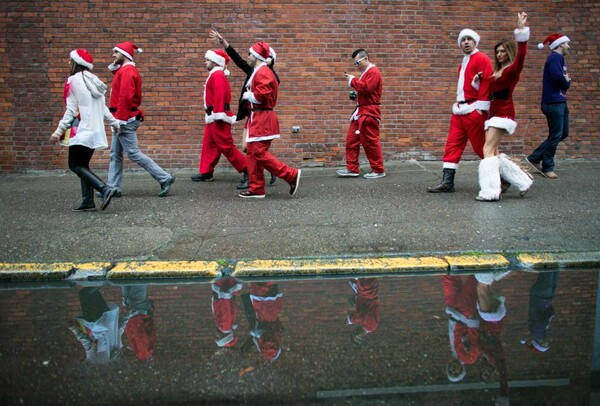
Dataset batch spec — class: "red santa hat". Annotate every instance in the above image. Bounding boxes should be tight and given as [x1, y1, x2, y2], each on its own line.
[457, 29, 480, 47]
[538, 33, 570, 50]
[205, 49, 230, 67]
[249, 41, 272, 63]
[69, 49, 94, 70]
[113, 41, 143, 61]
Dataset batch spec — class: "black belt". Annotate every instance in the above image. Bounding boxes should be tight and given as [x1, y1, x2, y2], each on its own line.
[251, 107, 273, 111]
[491, 89, 509, 100]
[457, 99, 476, 105]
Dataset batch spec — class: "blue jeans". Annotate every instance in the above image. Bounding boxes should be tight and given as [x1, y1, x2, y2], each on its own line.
[528, 103, 569, 173]
[108, 120, 171, 190]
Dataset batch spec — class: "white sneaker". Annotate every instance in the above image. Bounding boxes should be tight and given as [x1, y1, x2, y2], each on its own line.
[336, 169, 360, 177]
[363, 172, 386, 179]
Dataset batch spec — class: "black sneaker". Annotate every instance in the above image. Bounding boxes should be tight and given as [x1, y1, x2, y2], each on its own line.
[191, 173, 214, 182]
[72, 203, 97, 212]
[95, 190, 121, 198]
[158, 176, 176, 197]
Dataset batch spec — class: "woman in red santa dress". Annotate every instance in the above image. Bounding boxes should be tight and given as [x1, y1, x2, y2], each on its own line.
[476, 12, 533, 201]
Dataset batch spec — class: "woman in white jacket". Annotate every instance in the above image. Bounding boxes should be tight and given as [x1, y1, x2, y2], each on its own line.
[51, 49, 120, 211]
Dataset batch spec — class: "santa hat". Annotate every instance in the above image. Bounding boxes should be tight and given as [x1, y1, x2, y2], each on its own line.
[457, 29, 480, 47]
[249, 41, 272, 63]
[205, 49, 230, 67]
[113, 41, 143, 61]
[69, 49, 94, 70]
[538, 33, 570, 50]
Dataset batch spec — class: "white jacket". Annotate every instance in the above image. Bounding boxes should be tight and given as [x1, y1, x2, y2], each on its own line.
[55, 71, 119, 150]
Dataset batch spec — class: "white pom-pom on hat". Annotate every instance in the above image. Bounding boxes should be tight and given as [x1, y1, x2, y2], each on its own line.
[537, 43, 545, 49]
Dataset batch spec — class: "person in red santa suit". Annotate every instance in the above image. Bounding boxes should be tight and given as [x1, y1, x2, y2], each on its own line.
[428, 29, 493, 193]
[249, 282, 283, 361]
[238, 42, 301, 199]
[106, 41, 175, 198]
[211, 276, 243, 348]
[190, 49, 247, 185]
[346, 278, 380, 346]
[475, 12, 533, 201]
[336, 49, 385, 179]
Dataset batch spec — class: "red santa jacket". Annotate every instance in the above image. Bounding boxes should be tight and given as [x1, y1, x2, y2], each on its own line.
[350, 64, 382, 120]
[245, 64, 280, 141]
[347, 278, 380, 333]
[109, 62, 143, 122]
[452, 50, 492, 115]
[204, 68, 236, 125]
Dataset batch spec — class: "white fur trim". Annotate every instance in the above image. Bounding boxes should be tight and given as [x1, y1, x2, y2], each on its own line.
[485, 116, 517, 135]
[113, 46, 133, 61]
[242, 91, 259, 104]
[477, 295, 506, 322]
[475, 271, 511, 285]
[69, 50, 93, 70]
[530, 339, 549, 352]
[215, 331, 236, 347]
[246, 134, 281, 142]
[457, 29, 480, 47]
[498, 154, 533, 192]
[453, 100, 490, 115]
[205, 50, 226, 67]
[205, 112, 237, 125]
[514, 26, 530, 43]
[211, 282, 243, 299]
[550, 35, 570, 50]
[477, 156, 501, 201]
[443, 162, 459, 170]
[445, 307, 480, 328]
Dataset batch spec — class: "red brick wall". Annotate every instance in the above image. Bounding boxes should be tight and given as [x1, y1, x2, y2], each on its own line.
[1, 1, 598, 173]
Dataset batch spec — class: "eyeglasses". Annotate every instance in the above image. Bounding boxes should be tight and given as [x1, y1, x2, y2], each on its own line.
[353, 56, 367, 66]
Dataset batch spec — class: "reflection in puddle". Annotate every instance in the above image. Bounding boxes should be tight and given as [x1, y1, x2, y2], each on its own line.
[0, 270, 597, 404]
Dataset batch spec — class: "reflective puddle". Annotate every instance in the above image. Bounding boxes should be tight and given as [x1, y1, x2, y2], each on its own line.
[1, 270, 599, 404]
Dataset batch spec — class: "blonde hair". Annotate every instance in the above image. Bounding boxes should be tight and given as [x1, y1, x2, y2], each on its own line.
[492, 38, 517, 79]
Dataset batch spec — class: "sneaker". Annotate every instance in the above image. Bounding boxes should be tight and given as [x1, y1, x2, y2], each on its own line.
[289, 169, 301, 196]
[543, 171, 558, 179]
[95, 190, 122, 198]
[238, 190, 265, 199]
[158, 176, 176, 197]
[191, 173, 214, 182]
[363, 172, 386, 179]
[524, 158, 544, 175]
[336, 169, 360, 177]
[72, 203, 97, 212]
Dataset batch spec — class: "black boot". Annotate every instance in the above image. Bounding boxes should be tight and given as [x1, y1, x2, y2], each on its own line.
[73, 179, 96, 212]
[76, 167, 115, 211]
[427, 168, 455, 193]
[237, 171, 249, 190]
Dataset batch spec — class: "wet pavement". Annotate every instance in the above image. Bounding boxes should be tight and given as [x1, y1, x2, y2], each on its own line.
[1, 269, 599, 404]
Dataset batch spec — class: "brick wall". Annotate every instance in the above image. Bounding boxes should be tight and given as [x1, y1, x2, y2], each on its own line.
[1, 1, 598, 173]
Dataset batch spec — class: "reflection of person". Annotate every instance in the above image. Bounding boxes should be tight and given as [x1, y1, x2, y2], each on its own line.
[50, 49, 120, 212]
[238, 42, 301, 199]
[68, 287, 127, 363]
[525, 33, 572, 179]
[208, 30, 278, 189]
[346, 278, 380, 345]
[475, 12, 533, 201]
[121, 285, 155, 361]
[442, 275, 480, 382]
[106, 41, 175, 197]
[249, 282, 284, 361]
[336, 49, 385, 179]
[190, 49, 247, 186]
[428, 29, 492, 193]
[521, 272, 559, 353]
[211, 277, 243, 348]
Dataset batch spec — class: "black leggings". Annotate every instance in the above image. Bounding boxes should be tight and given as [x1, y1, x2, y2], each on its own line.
[68, 145, 107, 199]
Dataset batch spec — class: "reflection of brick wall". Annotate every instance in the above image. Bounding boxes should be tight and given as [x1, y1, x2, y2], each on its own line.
[0, 271, 596, 403]
[1, 2, 599, 172]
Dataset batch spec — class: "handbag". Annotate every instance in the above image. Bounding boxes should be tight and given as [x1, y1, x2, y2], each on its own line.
[61, 115, 80, 146]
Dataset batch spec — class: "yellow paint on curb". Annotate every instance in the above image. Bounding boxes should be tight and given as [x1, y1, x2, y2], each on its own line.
[517, 252, 600, 269]
[0, 262, 76, 280]
[444, 254, 509, 271]
[108, 261, 219, 278]
[233, 256, 448, 277]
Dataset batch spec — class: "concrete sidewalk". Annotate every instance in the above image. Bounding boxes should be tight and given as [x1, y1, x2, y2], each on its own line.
[1, 159, 599, 279]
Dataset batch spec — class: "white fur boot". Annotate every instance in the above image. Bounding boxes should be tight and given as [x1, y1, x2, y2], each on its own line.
[498, 154, 533, 197]
[477, 156, 501, 201]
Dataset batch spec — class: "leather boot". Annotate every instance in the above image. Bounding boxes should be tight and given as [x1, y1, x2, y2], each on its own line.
[427, 168, 455, 193]
[237, 170, 249, 190]
[73, 179, 96, 212]
[76, 167, 114, 211]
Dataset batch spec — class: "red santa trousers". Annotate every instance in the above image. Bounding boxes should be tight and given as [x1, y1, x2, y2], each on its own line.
[345, 115, 384, 173]
[199, 121, 247, 175]
[348, 278, 380, 333]
[246, 140, 298, 195]
[442, 111, 486, 165]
